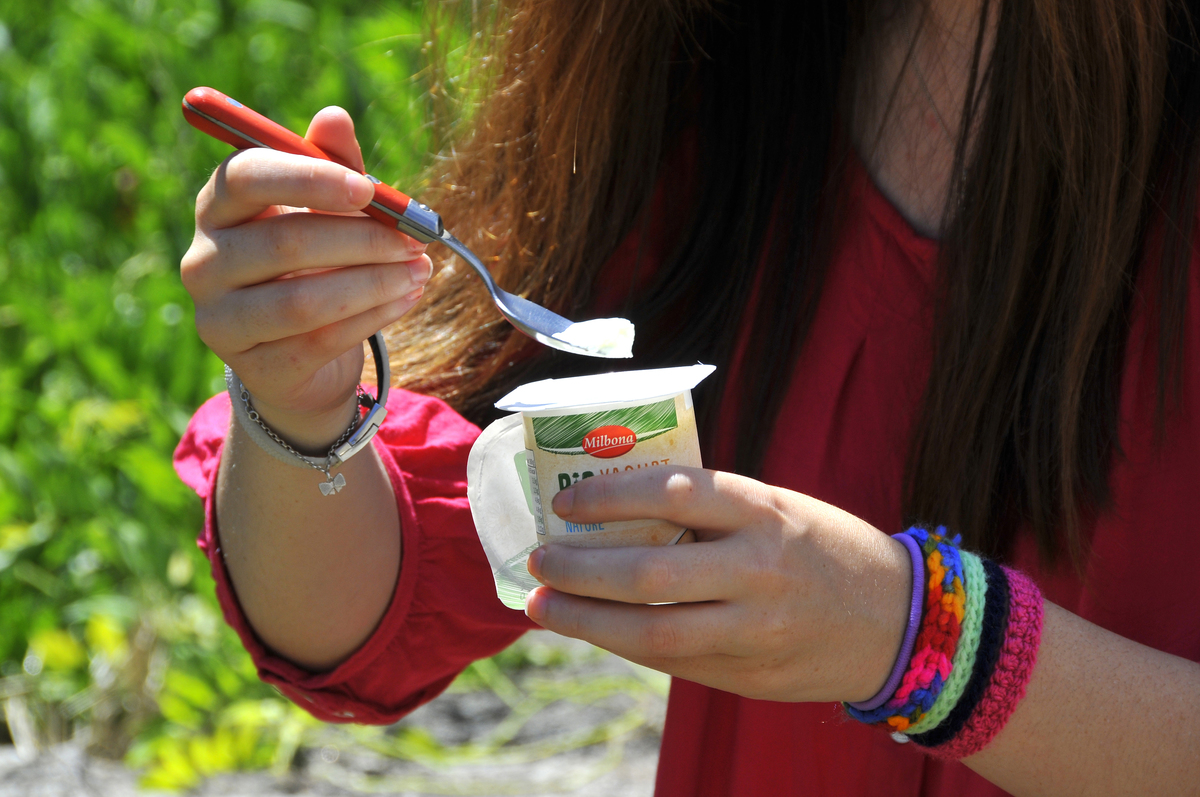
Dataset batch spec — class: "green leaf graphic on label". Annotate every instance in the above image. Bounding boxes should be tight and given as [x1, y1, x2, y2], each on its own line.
[532, 399, 678, 455]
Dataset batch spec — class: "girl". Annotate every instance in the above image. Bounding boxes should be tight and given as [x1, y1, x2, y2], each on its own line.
[175, 1, 1200, 794]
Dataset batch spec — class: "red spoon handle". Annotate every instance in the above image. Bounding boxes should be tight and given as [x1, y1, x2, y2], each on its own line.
[181, 87, 444, 242]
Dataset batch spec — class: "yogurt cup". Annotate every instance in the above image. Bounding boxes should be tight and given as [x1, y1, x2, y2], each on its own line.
[494, 364, 714, 548]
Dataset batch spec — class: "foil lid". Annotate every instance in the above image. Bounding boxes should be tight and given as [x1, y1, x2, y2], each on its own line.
[494, 364, 715, 412]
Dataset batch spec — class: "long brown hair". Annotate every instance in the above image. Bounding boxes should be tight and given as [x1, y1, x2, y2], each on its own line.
[391, 0, 1196, 564]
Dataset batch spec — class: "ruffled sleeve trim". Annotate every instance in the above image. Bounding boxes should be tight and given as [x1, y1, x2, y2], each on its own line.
[173, 388, 534, 724]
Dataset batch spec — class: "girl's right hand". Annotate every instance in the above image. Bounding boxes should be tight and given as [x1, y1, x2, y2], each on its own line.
[180, 107, 432, 450]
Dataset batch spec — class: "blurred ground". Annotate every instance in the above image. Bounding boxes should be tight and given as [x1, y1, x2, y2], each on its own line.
[0, 633, 664, 797]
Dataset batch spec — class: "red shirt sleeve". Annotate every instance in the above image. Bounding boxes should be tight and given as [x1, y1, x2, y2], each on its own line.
[172, 388, 536, 725]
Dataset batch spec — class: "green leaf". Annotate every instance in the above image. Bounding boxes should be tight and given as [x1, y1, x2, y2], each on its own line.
[138, 736, 200, 790]
[27, 627, 85, 671]
[158, 693, 204, 730]
[164, 668, 218, 711]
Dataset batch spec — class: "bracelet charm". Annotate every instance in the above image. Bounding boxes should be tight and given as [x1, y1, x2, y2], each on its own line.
[240, 383, 362, 494]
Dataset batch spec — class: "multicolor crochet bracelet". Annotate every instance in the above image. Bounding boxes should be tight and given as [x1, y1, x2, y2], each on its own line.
[844, 526, 1044, 759]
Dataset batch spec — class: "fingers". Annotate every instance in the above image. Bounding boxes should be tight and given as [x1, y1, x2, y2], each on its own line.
[197, 148, 375, 230]
[198, 258, 431, 351]
[551, 467, 780, 535]
[524, 587, 737, 659]
[233, 291, 422, 383]
[183, 107, 416, 424]
[528, 540, 744, 604]
[185, 211, 427, 297]
[305, 107, 366, 173]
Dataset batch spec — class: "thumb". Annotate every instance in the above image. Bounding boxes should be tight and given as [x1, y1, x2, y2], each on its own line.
[305, 106, 366, 173]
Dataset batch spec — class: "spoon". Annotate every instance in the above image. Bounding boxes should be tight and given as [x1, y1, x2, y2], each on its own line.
[181, 87, 633, 359]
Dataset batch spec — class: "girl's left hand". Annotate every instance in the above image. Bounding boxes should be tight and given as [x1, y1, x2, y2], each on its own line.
[524, 466, 914, 704]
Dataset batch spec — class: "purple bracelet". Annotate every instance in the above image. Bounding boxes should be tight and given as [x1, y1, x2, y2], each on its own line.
[846, 532, 925, 711]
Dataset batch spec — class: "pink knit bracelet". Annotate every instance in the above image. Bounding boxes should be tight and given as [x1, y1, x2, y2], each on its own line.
[927, 566, 1043, 760]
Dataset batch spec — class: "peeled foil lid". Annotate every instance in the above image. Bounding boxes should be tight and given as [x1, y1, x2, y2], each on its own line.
[494, 363, 716, 412]
[467, 413, 542, 610]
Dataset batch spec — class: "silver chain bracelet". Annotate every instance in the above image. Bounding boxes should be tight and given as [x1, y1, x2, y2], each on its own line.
[239, 385, 368, 495]
[224, 332, 392, 496]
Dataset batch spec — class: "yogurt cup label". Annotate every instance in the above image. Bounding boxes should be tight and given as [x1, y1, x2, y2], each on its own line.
[521, 392, 703, 547]
[531, 398, 677, 456]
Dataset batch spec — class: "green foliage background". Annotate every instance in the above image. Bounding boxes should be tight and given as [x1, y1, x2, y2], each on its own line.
[0, 0, 543, 788]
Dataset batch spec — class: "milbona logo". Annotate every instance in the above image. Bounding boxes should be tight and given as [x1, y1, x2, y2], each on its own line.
[532, 398, 677, 455]
[581, 426, 636, 458]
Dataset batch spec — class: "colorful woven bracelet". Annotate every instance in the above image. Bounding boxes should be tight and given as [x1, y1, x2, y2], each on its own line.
[923, 566, 1044, 759]
[903, 549, 987, 735]
[844, 525, 1044, 759]
[845, 526, 965, 731]
[907, 557, 1010, 748]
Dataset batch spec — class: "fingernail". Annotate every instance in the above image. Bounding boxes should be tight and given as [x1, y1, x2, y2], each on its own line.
[552, 487, 574, 518]
[408, 259, 432, 285]
[345, 172, 372, 206]
[527, 546, 546, 580]
[404, 286, 424, 301]
[524, 587, 546, 623]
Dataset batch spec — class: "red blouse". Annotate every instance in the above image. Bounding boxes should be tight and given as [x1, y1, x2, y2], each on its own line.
[174, 153, 1200, 796]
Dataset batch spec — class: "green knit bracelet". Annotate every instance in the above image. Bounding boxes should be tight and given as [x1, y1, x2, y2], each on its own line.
[903, 549, 988, 735]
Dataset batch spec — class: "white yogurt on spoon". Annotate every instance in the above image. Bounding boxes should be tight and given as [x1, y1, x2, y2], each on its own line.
[551, 317, 636, 359]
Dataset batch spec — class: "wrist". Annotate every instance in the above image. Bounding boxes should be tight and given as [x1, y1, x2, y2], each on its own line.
[248, 392, 362, 455]
[223, 335, 391, 494]
[845, 532, 923, 707]
[843, 526, 1045, 760]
